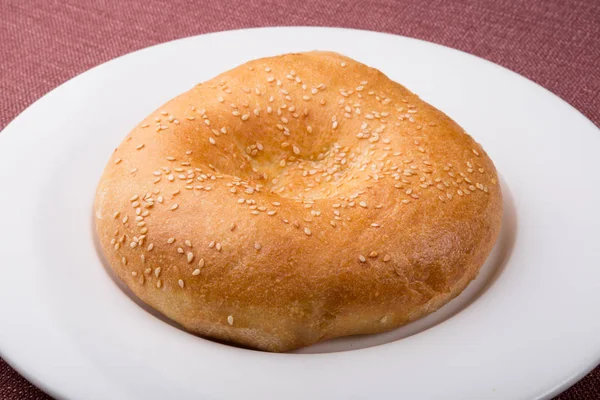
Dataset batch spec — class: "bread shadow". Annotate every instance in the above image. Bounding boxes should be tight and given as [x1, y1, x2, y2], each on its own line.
[297, 176, 517, 353]
[93, 176, 517, 354]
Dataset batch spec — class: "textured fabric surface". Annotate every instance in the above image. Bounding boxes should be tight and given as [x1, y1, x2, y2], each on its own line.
[0, 0, 598, 398]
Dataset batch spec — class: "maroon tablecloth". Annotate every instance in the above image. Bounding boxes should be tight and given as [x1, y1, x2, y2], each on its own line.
[1, 0, 598, 398]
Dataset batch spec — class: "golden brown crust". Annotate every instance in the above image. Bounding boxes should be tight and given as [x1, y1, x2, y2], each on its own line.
[94, 51, 502, 352]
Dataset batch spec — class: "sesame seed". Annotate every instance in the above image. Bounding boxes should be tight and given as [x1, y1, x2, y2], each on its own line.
[198, 258, 205, 268]
[209, 137, 216, 145]
[227, 315, 234, 325]
[156, 280, 162, 288]
[114, 158, 122, 164]
[185, 240, 192, 247]
[121, 257, 127, 265]
[171, 204, 179, 211]
[187, 252, 194, 263]
[216, 243, 222, 251]
[147, 243, 154, 251]
[383, 255, 391, 262]
[154, 267, 161, 277]
[359, 201, 367, 208]
[192, 268, 201, 276]
[359, 255, 366, 263]
[131, 271, 137, 276]
[254, 242, 261, 250]
[369, 251, 378, 258]
[178, 279, 185, 288]
[304, 227, 312, 236]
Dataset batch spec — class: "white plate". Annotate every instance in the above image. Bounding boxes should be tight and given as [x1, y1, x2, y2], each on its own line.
[1, 27, 599, 400]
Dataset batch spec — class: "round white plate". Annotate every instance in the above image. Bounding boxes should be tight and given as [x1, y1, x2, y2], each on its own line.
[1, 27, 599, 400]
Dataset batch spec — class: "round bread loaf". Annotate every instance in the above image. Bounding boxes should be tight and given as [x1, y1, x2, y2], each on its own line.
[95, 51, 502, 352]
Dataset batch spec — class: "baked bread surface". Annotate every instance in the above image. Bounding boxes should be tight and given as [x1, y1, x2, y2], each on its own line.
[95, 51, 502, 352]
